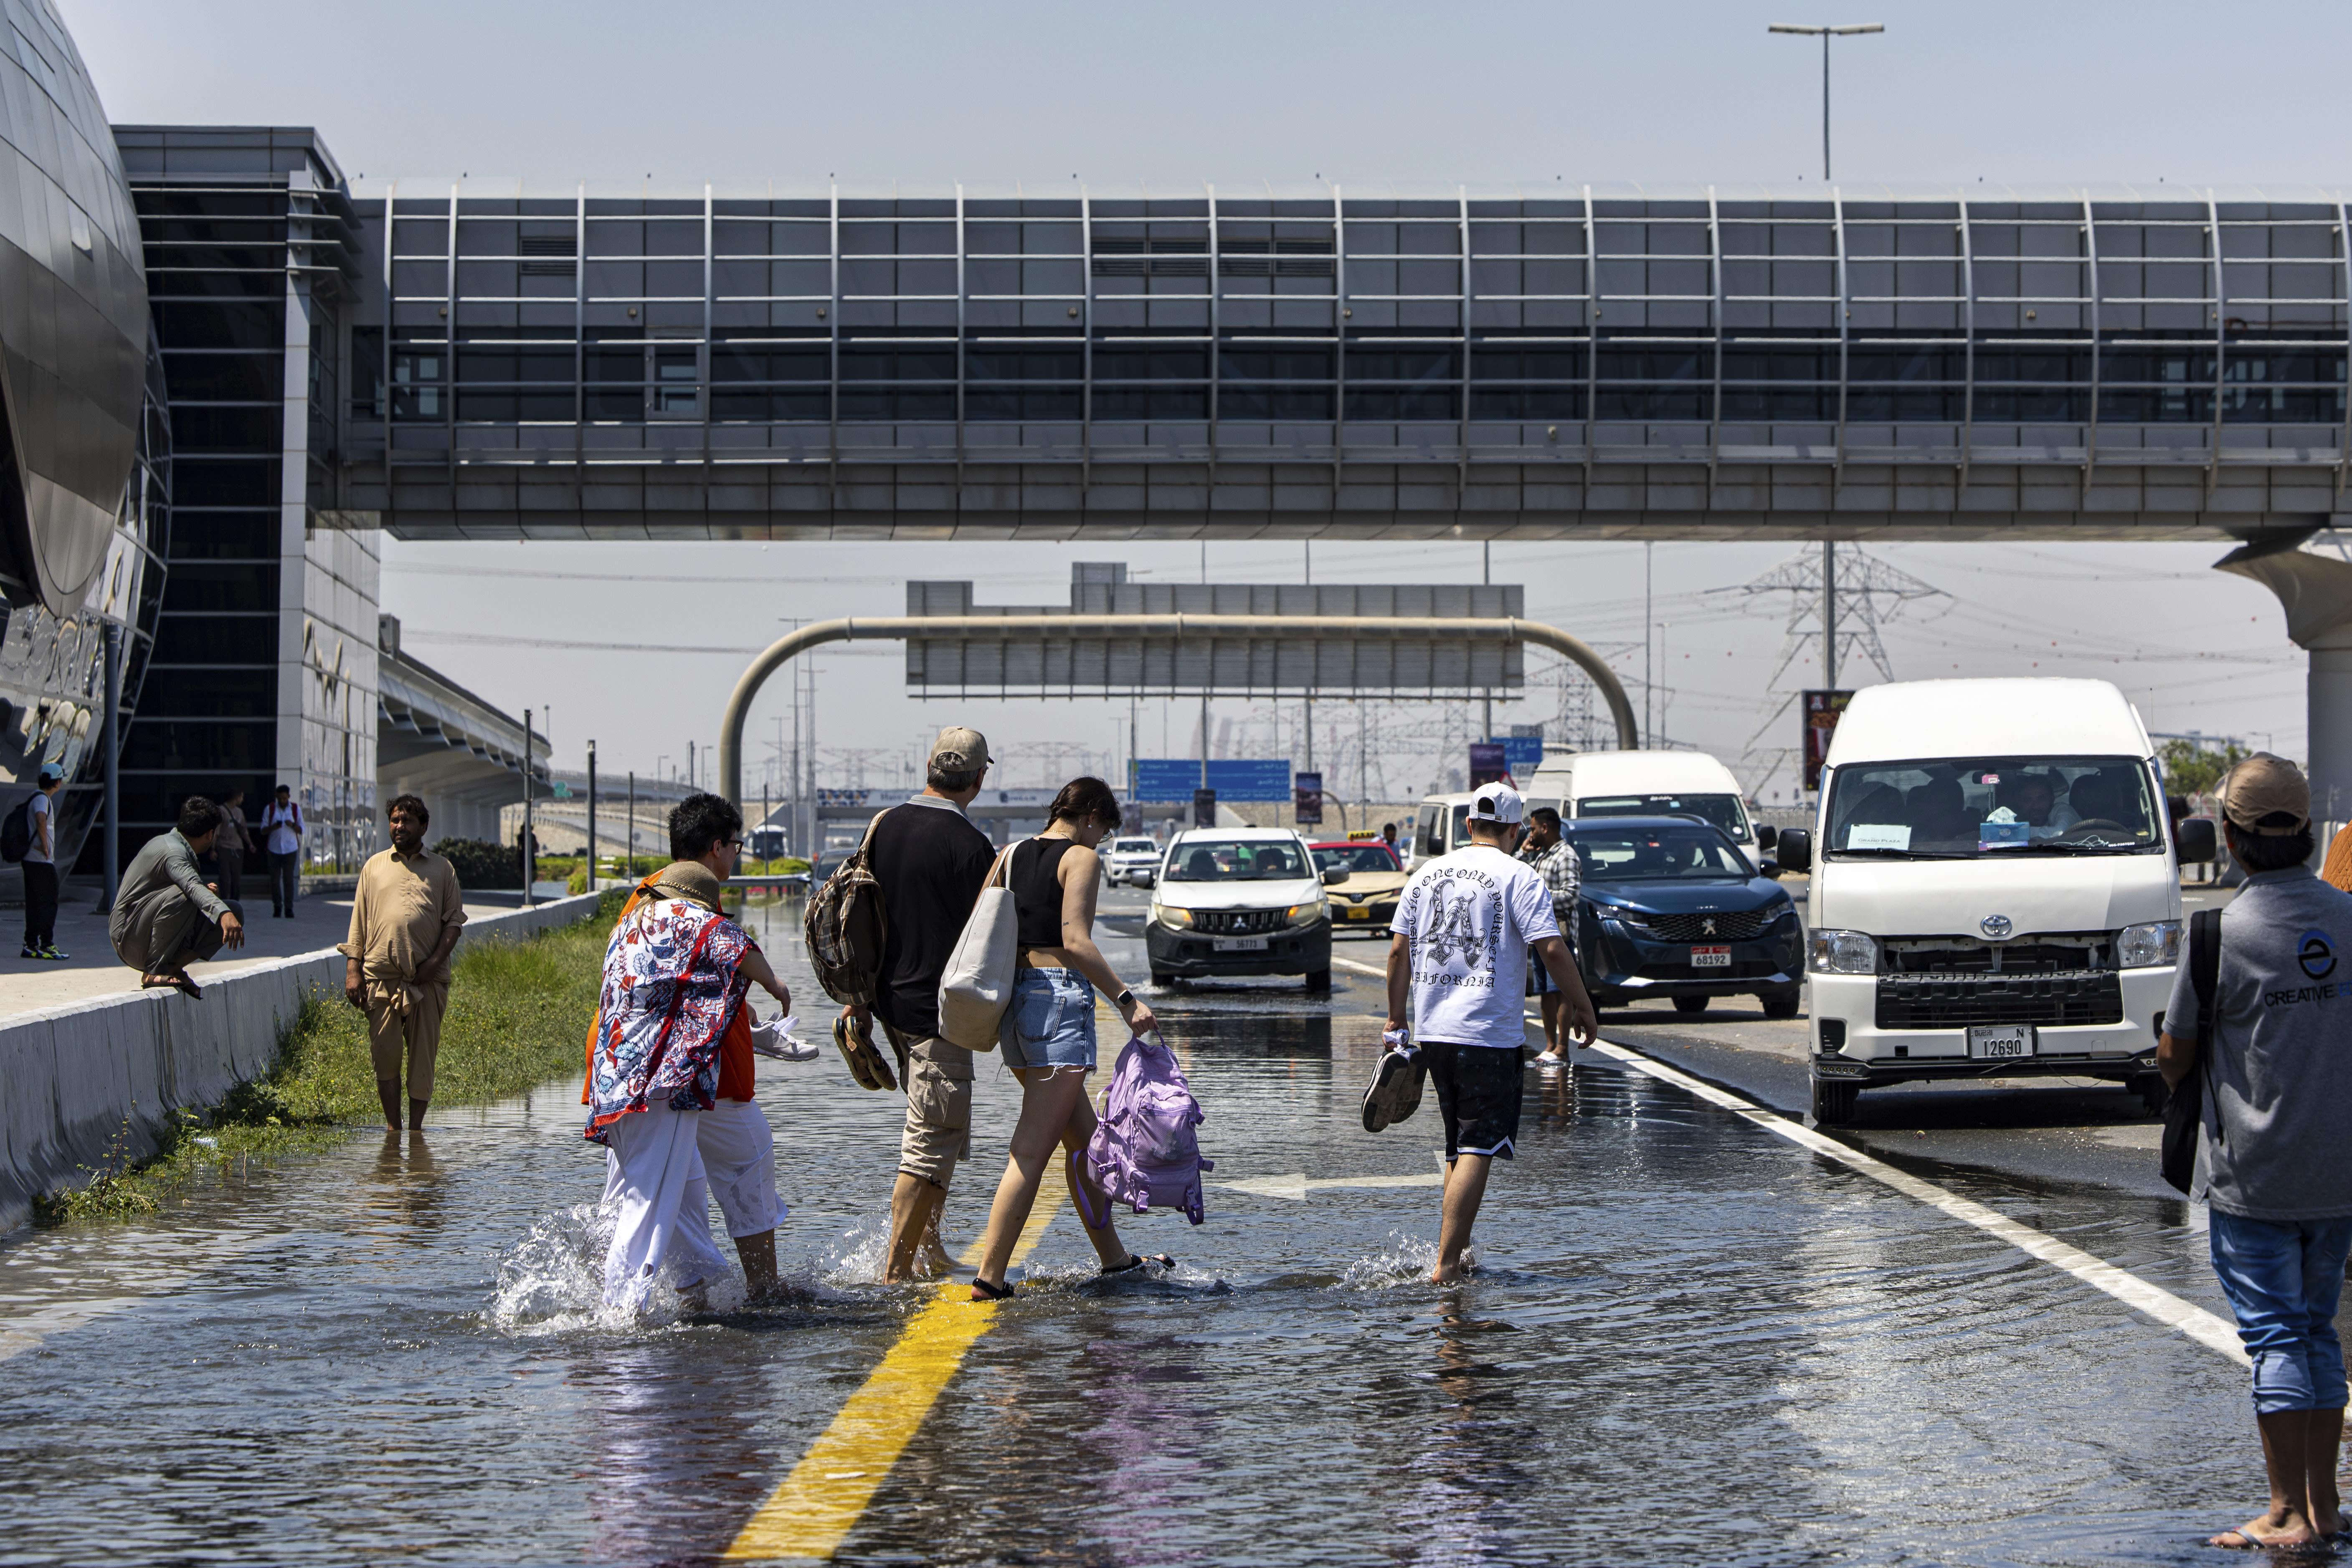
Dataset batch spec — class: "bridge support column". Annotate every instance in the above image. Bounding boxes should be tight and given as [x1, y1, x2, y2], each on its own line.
[2216, 541, 2352, 822]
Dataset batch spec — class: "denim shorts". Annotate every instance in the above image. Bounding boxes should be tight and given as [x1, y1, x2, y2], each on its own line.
[2209, 1208, 2352, 1415]
[1001, 965, 1097, 1072]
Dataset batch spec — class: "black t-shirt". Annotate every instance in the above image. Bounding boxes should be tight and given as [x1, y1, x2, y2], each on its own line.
[867, 798, 997, 1039]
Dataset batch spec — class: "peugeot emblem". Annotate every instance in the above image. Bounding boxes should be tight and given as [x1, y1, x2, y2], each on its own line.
[1980, 914, 2013, 940]
[1701, 918, 1718, 936]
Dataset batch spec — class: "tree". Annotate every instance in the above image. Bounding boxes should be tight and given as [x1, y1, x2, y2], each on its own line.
[2157, 738, 2247, 799]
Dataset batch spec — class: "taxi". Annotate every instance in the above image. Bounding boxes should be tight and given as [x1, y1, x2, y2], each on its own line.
[1309, 833, 1407, 937]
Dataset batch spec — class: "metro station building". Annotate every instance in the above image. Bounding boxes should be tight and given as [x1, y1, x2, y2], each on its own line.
[4, 0, 2352, 873]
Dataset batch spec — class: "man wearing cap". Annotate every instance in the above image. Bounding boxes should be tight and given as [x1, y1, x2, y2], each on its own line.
[849, 726, 999, 1282]
[20, 762, 67, 960]
[1384, 781, 1599, 1284]
[2157, 753, 2352, 1550]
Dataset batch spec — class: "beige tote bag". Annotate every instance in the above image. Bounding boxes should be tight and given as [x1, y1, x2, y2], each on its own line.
[935, 844, 1018, 1051]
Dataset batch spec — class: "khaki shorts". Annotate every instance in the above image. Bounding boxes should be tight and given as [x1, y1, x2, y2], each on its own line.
[882, 1026, 974, 1188]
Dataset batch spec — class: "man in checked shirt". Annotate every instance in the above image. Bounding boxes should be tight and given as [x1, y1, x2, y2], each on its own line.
[1517, 807, 1581, 1064]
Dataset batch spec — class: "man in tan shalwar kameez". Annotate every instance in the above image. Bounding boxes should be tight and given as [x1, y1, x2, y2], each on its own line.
[341, 794, 466, 1132]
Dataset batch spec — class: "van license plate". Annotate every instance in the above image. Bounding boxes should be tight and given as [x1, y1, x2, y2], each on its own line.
[1968, 1024, 2035, 1059]
[1690, 946, 1731, 968]
[1214, 936, 1269, 952]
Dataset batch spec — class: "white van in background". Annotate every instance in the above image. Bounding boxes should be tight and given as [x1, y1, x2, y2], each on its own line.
[1784, 677, 2215, 1126]
[1406, 789, 1485, 870]
[1523, 750, 1761, 854]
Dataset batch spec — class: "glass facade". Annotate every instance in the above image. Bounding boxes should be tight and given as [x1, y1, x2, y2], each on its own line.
[340, 184, 2352, 536]
[119, 127, 379, 870]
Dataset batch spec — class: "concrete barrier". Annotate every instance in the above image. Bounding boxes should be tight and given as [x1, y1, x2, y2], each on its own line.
[0, 890, 608, 1234]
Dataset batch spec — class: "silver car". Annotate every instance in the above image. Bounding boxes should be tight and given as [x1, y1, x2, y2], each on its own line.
[1103, 835, 1164, 887]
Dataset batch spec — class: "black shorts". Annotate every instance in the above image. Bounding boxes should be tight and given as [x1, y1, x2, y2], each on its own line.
[1423, 1040, 1524, 1161]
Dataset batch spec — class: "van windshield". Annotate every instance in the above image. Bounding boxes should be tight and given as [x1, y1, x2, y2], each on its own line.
[1824, 755, 2162, 858]
[1166, 839, 1309, 881]
[1576, 793, 1750, 839]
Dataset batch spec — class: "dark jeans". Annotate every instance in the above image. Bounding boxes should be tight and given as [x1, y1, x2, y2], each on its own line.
[21, 861, 56, 949]
[269, 851, 299, 915]
[216, 850, 243, 902]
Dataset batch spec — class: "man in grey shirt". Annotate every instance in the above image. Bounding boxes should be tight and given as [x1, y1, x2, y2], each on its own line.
[2159, 753, 2352, 1551]
[110, 797, 246, 998]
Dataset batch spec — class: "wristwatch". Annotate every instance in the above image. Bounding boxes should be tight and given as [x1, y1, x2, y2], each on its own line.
[1115, 988, 1135, 1010]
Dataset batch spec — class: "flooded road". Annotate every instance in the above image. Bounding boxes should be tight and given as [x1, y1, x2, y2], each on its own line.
[0, 887, 2295, 1565]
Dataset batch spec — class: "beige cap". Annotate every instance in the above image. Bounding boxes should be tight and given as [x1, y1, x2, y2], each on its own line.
[928, 726, 992, 771]
[2219, 751, 2311, 834]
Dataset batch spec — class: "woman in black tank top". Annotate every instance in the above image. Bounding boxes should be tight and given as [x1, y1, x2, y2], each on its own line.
[971, 776, 1172, 1298]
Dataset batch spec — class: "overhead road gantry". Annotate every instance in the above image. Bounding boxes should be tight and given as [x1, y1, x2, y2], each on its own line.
[717, 612, 1636, 810]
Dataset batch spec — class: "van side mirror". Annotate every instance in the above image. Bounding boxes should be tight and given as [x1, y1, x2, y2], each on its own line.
[1322, 867, 1348, 885]
[2175, 818, 2217, 865]
[1757, 823, 1779, 850]
[1776, 827, 1813, 874]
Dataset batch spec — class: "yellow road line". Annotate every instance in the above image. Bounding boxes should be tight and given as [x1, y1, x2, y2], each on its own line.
[722, 1190, 1066, 1563]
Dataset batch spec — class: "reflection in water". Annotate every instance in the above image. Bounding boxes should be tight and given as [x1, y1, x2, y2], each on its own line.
[354, 1130, 446, 1249]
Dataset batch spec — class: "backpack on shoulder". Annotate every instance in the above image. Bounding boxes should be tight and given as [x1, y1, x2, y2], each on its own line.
[2159, 906, 2223, 1195]
[803, 810, 893, 1007]
[1077, 1030, 1214, 1227]
[0, 796, 29, 864]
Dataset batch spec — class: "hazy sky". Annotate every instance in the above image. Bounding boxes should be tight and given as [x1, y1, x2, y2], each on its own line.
[58, 0, 2339, 799]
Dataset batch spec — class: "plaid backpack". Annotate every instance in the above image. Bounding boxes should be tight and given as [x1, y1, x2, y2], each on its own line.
[803, 810, 893, 1006]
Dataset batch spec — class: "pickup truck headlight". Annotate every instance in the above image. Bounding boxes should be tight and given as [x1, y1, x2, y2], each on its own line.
[1286, 902, 1325, 927]
[2116, 919, 2182, 969]
[1810, 929, 1878, 975]
[1155, 904, 1192, 930]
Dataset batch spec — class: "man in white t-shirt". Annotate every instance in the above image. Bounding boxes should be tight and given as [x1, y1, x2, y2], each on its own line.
[1386, 782, 1597, 1282]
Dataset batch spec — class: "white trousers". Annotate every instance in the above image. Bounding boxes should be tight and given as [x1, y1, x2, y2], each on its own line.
[694, 1098, 786, 1239]
[599, 1106, 730, 1309]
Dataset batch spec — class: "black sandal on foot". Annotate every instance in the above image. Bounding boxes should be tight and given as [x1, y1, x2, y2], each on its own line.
[1100, 1253, 1174, 1276]
[969, 1277, 1016, 1302]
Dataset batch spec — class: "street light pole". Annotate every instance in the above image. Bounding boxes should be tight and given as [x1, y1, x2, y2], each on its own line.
[1767, 22, 1883, 181]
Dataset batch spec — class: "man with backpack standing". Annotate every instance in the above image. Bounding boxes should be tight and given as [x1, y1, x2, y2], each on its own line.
[260, 783, 303, 917]
[1385, 783, 1597, 1284]
[13, 764, 67, 960]
[2157, 754, 2352, 1551]
[846, 727, 999, 1283]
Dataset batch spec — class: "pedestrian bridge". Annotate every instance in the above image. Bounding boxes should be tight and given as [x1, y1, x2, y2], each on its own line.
[336, 182, 2352, 541]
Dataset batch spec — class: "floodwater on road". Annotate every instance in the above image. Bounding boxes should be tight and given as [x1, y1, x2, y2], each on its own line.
[0, 889, 2289, 1566]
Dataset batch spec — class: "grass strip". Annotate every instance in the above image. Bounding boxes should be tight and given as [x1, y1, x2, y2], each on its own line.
[38, 892, 626, 1223]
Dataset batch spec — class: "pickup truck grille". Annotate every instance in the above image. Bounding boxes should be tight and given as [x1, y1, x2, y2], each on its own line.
[1630, 909, 1772, 943]
[1874, 970, 2123, 1029]
[1194, 908, 1287, 936]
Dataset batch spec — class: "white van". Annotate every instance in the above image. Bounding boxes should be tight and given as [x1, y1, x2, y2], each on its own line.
[1406, 789, 1485, 870]
[1523, 749, 1760, 853]
[1787, 677, 2213, 1125]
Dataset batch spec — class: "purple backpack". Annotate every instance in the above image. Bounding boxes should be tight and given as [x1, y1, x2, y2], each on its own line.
[1077, 1031, 1213, 1227]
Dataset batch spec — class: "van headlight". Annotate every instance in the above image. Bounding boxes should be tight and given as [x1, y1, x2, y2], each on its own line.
[1810, 929, 1879, 975]
[1155, 904, 1192, 930]
[1286, 902, 1324, 927]
[2116, 919, 2182, 969]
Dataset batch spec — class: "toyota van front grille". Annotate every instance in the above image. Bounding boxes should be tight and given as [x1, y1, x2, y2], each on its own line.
[1874, 970, 2123, 1030]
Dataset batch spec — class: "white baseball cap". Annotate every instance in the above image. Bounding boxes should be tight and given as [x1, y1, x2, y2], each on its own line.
[1467, 781, 1525, 825]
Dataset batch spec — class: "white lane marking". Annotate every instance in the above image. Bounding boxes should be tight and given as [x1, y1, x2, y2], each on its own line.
[1569, 1034, 2248, 1367]
[1215, 1172, 1446, 1201]
[1331, 950, 2245, 1365]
